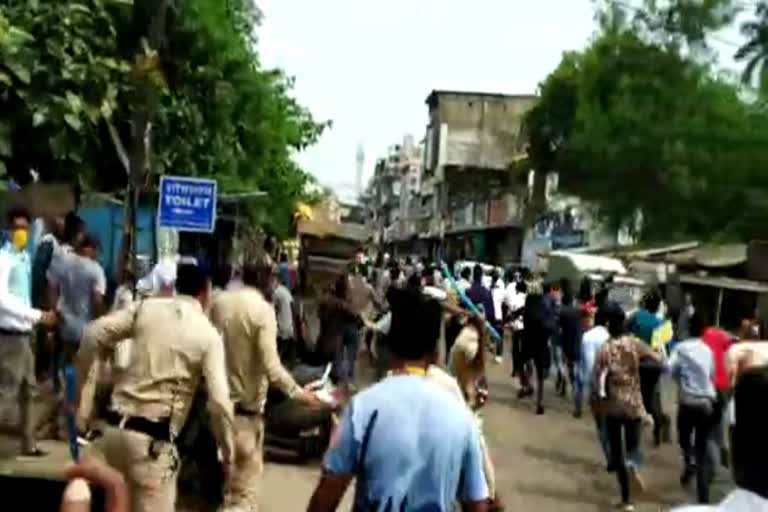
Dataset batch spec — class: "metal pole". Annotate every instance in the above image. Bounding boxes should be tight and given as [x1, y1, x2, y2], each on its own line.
[715, 287, 724, 327]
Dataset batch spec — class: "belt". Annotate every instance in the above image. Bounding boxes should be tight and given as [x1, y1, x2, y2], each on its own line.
[234, 403, 261, 418]
[105, 411, 172, 442]
[0, 327, 32, 337]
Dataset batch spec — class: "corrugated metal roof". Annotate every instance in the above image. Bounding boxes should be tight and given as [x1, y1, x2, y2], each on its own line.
[678, 273, 768, 293]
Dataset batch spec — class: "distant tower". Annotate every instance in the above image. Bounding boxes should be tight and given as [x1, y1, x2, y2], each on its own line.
[355, 142, 365, 202]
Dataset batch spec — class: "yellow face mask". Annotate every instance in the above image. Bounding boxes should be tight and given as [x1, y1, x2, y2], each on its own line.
[11, 228, 28, 251]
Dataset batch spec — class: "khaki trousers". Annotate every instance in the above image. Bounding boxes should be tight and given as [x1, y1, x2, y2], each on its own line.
[221, 415, 265, 512]
[0, 333, 37, 453]
[100, 427, 179, 512]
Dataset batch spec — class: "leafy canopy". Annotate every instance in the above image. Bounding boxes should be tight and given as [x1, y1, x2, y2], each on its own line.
[0, 0, 327, 237]
[525, 4, 768, 241]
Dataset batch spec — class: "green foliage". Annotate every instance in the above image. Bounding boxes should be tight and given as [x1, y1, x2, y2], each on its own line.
[736, 2, 768, 91]
[525, 28, 768, 241]
[0, 0, 327, 238]
[0, 0, 132, 185]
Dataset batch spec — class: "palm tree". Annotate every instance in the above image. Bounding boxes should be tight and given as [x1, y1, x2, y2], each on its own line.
[736, 2, 768, 90]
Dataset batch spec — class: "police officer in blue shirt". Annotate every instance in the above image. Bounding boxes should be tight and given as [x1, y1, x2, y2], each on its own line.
[308, 286, 489, 512]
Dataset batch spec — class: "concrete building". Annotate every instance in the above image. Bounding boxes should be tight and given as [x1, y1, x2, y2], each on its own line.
[421, 90, 537, 263]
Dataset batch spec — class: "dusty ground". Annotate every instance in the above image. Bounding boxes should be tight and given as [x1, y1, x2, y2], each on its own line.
[0, 355, 733, 511]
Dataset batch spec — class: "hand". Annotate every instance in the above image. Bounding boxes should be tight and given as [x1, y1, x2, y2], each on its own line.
[39, 310, 58, 328]
[61, 458, 128, 512]
[297, 387, 325, 408]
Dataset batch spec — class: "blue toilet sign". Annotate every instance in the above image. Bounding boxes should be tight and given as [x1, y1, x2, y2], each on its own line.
[157, 176, 217, 232]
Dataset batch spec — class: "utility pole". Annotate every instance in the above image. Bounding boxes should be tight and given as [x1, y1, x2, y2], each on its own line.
[121, 0, 173, 290]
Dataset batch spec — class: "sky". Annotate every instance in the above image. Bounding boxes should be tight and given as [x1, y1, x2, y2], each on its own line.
[258, 0, 747, 202]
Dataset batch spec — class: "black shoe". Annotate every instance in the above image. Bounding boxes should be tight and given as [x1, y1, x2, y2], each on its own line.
[517, 387, 534, 399]
[536, 405, 545, 415]
[572, 409, 582, 419]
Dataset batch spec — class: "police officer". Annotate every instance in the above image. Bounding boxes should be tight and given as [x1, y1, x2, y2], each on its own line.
[78, 264, 234, 512]
[211, 256, 321, 511]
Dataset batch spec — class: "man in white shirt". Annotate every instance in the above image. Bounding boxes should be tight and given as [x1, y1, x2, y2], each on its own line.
[457, 267, 472, 292]
[506, 280, 526, 377]
[0, 207, 57, 456]
[490, 273, 507, 364]
[674, 364, 768, 510]
[578, 307, 611, 466]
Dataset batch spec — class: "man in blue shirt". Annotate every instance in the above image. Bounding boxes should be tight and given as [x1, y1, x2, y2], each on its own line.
[0, 206, 57, 456]
[308, 286, 489, 512]
[466, 265, 496, 326]
[668, 312, 716, 504]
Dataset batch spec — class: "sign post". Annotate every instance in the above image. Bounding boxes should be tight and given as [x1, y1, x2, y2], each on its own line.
[157, 176, 217, 232]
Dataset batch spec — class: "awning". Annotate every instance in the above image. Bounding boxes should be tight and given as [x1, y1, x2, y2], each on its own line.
[678, 273, 768, 293]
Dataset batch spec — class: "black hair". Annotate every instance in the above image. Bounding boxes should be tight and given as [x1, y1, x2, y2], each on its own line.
[242, 261, 274, 289]
[176, 263, 209, 297]
[604, 302, 626, 338]
[279, 252, 288, 263]
[406, 273, 422, 290]
[63, 212, 85, 245]
[213, 265, 232, 289]
[77, 233, 99, 251]
[732, 365, 768, 497]
[578, 276, 593, 303]
[688, 310, 705, 338]
[460, 267, 471, 280]
[386, 286, 442, 361]
[472, 264, 483, 283]
[388, 266, 401, 282]
[594, 306, 608, 327]
[644, 289, 662, 313]
[560, 278, 574, 305]
[6, 205, 31, 225]
[516, 281, 527, 294]
[542, 281, 553, 294]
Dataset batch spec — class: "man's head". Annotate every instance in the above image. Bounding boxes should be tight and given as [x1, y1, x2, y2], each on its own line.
[386, 286, 442, 365]
[472, 264, 483, 284]
[732, 365, 768, 497]
[45, 215, 66, 240]
[643, 290, 662, 314]
[242, 255, 277, 300]
[6, 206, 31, 251]
[76, 234, 99, 260]
[460, 267, 471, 281]
[604, 302, 626, 338]
[175, 263, 211, 307]
[63, 212, 86, 247]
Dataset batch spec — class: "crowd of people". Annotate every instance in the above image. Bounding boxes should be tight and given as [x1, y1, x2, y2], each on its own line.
[1, 218, 767, 512]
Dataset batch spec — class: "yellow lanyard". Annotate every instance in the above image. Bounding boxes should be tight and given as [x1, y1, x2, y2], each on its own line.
[403, 365, 427, 376]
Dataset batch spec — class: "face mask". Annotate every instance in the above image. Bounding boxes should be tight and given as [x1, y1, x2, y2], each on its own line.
[11, 228, 28, 251]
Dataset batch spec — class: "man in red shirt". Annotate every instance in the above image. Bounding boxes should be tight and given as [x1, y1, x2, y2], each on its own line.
[702, 326, 733, 467]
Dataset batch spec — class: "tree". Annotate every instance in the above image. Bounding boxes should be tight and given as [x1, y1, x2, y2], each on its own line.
[525, 26, 768, 241]
[736, 1, 768, 91]
[0, 0, 327, 238]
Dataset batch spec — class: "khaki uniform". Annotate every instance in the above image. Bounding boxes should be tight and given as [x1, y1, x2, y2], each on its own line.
[79, 296, 234, 512]
[448, 326, 497, 500]
[210, 287, 302, 512]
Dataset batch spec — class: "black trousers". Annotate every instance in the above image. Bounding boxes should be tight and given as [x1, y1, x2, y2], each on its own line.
[606, 416, 642, 504]
[678, 402, 716, 504]
[639, 365, 664, 443]
[511, 330, 524, 374]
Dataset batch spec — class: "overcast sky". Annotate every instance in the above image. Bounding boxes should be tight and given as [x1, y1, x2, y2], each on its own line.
[258, 1, 745, 201]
